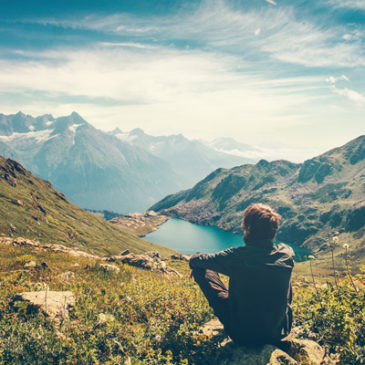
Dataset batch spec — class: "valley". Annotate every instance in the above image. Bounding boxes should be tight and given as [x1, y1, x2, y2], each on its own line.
[151, 135, 365, 271]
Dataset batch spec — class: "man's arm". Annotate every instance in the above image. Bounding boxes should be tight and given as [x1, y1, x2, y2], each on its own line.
[189, 247, 237, 276]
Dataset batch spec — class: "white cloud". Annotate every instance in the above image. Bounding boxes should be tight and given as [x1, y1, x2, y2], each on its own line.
[328, 0, 365, 10]
[0, 43, 326, 145]
[326, 74, 365, 104]
[28, 0, 365, 68]
[326, 75, 349, 84]
[76, 1, 365, 68]
[330, 85, 365, 105]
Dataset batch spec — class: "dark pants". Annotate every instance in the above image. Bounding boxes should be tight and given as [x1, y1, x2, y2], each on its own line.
[192, 267, 292, 349]
[191, 268, 230, 326]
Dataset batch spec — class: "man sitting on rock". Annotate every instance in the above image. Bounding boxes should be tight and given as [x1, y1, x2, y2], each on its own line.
[189, 203, 294, 347]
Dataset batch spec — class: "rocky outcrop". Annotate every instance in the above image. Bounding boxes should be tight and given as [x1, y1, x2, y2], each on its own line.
[0, 236, 182, 277]
[14, 291, 75, 320]
[109, 211, 168, 236]
[197, 319, 325, 365]
[0, 237, 99, 259]
[106, 251, 182, 277]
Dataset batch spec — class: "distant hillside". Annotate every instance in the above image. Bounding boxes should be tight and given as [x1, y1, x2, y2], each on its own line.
[151, 136, 365, 253]
[0, 112, 245, 212]
[0, 156, 175, 256]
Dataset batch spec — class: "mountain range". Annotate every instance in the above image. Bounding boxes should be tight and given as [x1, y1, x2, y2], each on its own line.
[0, 112, 245, 213]
[151, 135, 365, 256]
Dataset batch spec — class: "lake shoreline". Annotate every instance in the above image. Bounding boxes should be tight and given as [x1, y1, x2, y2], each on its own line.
[109, 211, 169, 237]
[145, 218, 311, 262]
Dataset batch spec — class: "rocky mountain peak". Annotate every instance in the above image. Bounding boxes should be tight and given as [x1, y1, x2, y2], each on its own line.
[130, 128, 145, 136]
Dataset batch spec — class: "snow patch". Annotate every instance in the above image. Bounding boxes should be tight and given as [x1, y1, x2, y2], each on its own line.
[0, 129, 55, 143]
[115, 133, 137, 143]
[68, 124, 82, 134]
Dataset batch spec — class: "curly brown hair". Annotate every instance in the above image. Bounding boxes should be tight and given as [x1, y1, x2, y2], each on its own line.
[242, 203, 281, 243]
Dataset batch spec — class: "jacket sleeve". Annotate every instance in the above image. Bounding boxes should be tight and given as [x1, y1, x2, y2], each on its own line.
[189, 248, 237, 276]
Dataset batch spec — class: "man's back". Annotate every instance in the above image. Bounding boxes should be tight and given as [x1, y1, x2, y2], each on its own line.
[189, 242, 294, 346]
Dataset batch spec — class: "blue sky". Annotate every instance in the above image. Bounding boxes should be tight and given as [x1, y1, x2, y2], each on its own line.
[0, 0, 364, 160]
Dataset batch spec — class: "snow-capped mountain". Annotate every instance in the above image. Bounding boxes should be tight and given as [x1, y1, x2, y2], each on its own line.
[0, 112, 180, 212]
[0, 112, 247, 213]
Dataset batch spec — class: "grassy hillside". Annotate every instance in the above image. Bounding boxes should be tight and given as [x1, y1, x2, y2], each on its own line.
[151, 136, 365, 270]
[0, 239, 363, 364]
[0, 156, 175, 256]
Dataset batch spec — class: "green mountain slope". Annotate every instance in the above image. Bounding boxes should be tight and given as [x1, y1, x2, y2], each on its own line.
[151, 136, 365, 253]
[0, 156, 175, 256]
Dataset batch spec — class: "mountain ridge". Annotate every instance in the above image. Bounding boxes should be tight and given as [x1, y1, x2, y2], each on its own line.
[151, 135, 365, 256]
[0, 111, 247, 212]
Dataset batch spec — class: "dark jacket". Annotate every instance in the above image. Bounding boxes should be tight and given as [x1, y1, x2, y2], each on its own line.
[189, 242, 294, 346]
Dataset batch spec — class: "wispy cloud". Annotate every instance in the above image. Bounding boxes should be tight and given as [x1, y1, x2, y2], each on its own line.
[326, 75, 365, 105]
[0, 43, 325, 141]
[43, 0, 364, 68]
[328, 0, 365, 10]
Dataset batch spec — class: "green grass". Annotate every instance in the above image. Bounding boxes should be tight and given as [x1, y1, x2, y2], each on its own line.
[0, 157, 176, 257]
[0, 242, 363, 364]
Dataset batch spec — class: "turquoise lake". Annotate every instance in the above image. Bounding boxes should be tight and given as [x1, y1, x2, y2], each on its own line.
[145, 218, 311, 262]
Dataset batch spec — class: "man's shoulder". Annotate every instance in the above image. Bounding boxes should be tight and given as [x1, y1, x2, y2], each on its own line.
[275, 243, 295, 258]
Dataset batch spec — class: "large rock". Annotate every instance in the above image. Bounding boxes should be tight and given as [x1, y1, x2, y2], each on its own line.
[198, 319, 325, 365]
[14, 291, 75, 320]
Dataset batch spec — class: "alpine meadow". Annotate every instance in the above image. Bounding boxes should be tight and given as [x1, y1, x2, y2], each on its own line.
[0, 0, 364, 364]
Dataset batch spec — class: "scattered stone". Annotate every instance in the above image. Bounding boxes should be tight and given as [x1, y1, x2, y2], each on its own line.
[97, 313, 115, 324]
[170, 253, 190, 262]
[0, 237, 99, 259]
[24, 261, 49, 270]
[33, 282, 49, 291]
[1, 236, 181, 277]
[57, 271, 75, 281]
[197, 319, 325, 365]
[99, 264, 120, 273]
[107, 252, 181, 277]
[14, 291, 75, 320]
[145, 251, 161, 259]
[24, 260, 37, 269]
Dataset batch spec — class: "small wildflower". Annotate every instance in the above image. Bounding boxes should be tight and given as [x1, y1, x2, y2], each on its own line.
[308, 255, 315, 260]
[343, 244, 349, 249]
[332, 236, 339, 243]
[155, 335, 161, 342]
